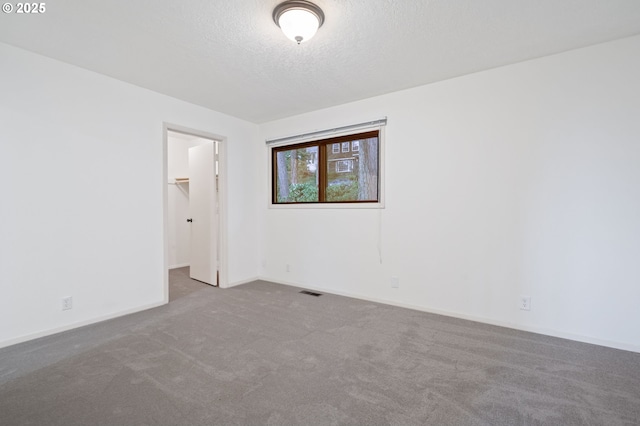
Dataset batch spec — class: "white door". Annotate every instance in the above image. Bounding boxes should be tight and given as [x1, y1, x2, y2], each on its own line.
[188, 143, 217, 285]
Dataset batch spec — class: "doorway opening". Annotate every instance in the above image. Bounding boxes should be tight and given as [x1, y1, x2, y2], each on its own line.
[163, 124, 227, 303]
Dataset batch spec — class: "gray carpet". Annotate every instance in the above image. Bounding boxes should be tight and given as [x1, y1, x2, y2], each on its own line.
[1, 270, 639, 425]
[168, 266, 213, 301]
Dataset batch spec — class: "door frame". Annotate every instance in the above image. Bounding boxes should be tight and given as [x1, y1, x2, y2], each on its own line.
[162, 123, 229, 303]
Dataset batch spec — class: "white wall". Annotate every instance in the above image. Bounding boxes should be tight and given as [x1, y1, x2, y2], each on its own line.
[167, 133, 212, 269]
[258, 35, 640, 352]
[3, 35, 639, 352]
[0, 42, 261, 347]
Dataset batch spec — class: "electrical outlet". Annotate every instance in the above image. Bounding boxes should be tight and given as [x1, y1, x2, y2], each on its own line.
[520, 296, 531, 311]
[391, 276, 399, 288]
[62, 296, 73, 311]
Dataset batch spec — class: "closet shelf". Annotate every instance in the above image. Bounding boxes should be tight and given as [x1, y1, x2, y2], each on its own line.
[174, 178, 189, 184]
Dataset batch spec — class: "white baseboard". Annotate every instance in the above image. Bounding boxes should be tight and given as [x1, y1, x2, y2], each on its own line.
[225, 276, 260, 289]
[0, 301, 166, 350]
[169, 263, 189, 269]
[259, 276, 640, 354]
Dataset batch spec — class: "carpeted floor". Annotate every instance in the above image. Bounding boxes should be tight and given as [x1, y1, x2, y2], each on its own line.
[0, 269, 639, 425]
[168, 266, 213, 301]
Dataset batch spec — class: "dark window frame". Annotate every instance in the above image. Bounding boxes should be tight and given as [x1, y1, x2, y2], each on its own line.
[271, 130, 380, 205]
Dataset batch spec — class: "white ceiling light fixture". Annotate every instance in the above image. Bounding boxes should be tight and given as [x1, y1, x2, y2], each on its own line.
[273, 0, 325, 45]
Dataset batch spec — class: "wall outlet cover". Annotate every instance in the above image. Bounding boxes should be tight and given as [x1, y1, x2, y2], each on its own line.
[391, 276, 399, 288]
[62, 296, 73, 311]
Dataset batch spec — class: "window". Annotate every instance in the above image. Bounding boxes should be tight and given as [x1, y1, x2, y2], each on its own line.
[335, 159, 353, 173]
[272, 130, 380, 204]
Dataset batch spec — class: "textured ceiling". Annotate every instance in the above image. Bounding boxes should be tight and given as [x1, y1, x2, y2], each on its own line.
[1, 0, 640, 123]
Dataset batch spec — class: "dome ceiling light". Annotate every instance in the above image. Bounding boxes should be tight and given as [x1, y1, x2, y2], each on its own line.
[273, 1, 325, 44]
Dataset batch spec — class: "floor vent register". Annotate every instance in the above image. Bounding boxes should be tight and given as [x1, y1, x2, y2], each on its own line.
[299, 290, 323, 297]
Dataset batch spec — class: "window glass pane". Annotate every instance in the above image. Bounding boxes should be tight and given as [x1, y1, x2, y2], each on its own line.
[326, 137, 378, 202]
[275, 146, 319, 203]
[332, 143, 340, 153]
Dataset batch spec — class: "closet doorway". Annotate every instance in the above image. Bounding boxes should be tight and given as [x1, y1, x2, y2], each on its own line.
[164, 126, 226, 298]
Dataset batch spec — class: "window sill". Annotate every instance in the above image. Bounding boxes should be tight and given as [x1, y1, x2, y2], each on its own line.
[269, 201, 385, 209]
